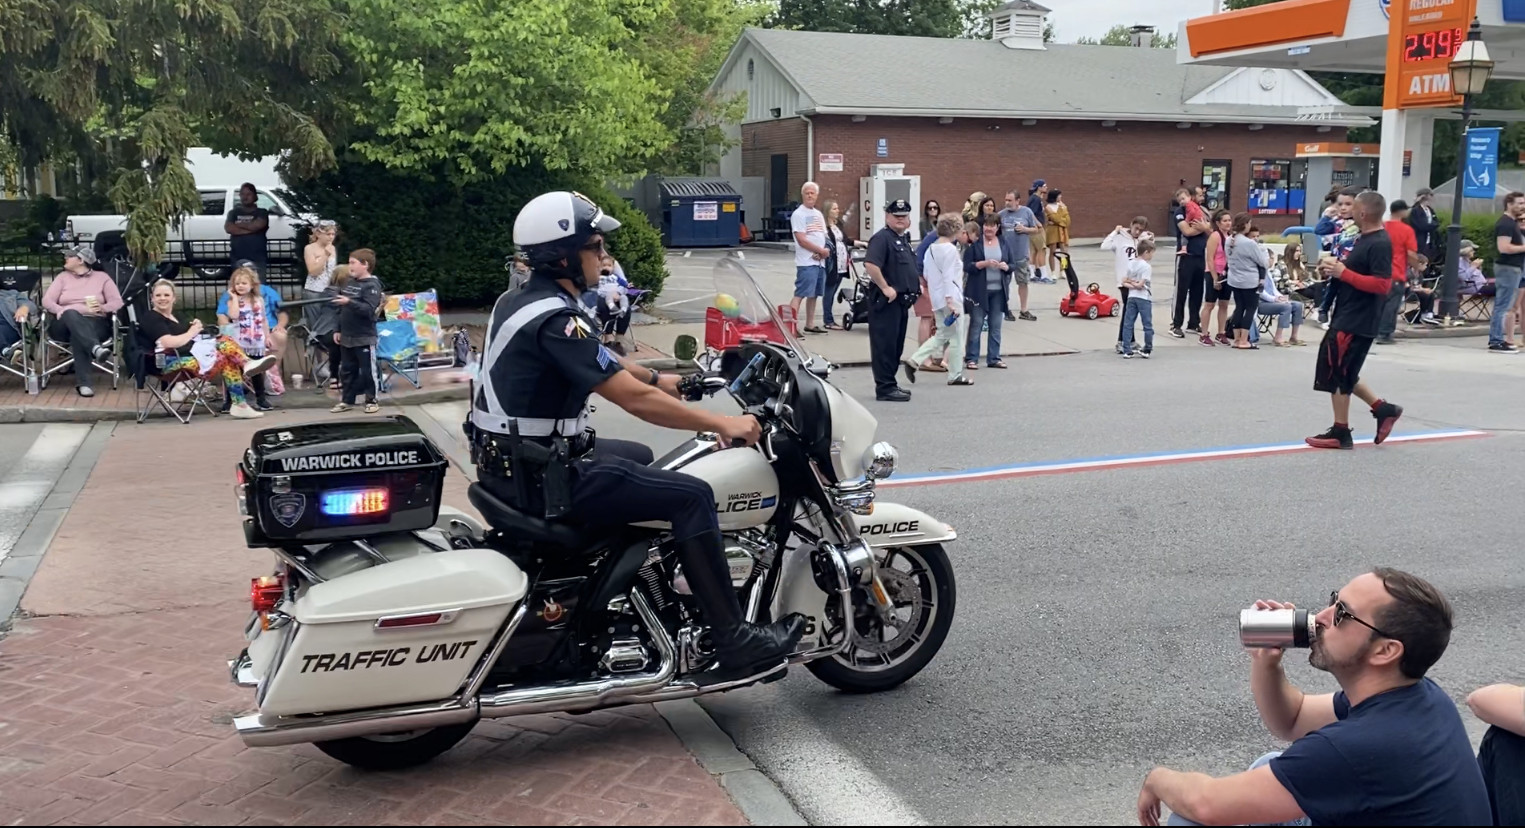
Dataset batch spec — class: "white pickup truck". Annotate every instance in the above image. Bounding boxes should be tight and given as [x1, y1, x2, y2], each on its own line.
[62, 184, 310, 271]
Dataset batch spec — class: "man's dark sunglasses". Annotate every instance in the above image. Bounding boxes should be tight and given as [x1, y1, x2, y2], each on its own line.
[1329, 591, 1395, 640]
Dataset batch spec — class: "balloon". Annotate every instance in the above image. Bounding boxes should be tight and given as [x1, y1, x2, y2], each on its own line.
[715, 293, 741, 319]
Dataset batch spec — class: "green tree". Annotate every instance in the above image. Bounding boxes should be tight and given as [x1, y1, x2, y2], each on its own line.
[341, 0, 681, 184]
[0, 0, 346, 261]
[644, 0, 769, 175]
[770, 0, 964, 37]
[1075, 24, 1178, 49]
[769, 0, 1032, 39]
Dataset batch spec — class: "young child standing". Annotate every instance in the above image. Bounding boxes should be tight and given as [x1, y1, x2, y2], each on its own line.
[331, 248, 384, 414]
[1120, 238, 1156, 359]
[217, 265, 279, 411]
[1102, 216, 1152, 353]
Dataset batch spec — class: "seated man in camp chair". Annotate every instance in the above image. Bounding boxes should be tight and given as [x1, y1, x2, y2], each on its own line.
[0, 275, 38, 368]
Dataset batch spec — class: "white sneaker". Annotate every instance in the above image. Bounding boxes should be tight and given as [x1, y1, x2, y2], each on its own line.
[170, 385, 191, 404]
[229, 402, 264, 419]
[244, 356, 276, 377]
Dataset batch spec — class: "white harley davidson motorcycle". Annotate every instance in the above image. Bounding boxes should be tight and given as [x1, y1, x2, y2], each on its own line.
[227, 257, 958, 769]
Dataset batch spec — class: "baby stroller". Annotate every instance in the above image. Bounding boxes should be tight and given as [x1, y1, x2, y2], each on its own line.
[837, 250, 872, 330]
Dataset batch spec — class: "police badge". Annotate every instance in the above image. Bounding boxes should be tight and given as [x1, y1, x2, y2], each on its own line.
[270, 492, 307, 528]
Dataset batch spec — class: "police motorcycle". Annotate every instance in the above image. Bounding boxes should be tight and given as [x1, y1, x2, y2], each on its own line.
[226, 256, 957, 770]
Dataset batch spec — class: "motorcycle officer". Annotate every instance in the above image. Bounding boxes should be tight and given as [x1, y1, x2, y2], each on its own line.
[467, 190, 807, 682]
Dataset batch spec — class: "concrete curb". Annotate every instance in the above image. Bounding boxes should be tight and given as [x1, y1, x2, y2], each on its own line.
[1394, 324, 1489, 340]
[0, 358, 685, 424]
[0, 421, 116, 632]
[824, 348, 1080, 369]
[655, 700, 809, 826]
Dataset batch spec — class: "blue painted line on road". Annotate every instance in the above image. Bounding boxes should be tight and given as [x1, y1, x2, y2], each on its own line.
[878, 429, 1490, 488]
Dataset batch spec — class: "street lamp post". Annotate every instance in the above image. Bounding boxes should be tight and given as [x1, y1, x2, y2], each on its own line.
[1441, 18, 1494, 321]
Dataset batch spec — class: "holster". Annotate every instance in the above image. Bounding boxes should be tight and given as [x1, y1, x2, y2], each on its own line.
[467, 419, 593, 521]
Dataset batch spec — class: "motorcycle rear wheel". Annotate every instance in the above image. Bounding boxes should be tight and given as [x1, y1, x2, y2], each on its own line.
[314, 721, 477, 770]
[806, 543, 956, 694]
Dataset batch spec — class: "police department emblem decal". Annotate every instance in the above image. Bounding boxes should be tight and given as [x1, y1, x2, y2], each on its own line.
[270, 493, 307, 528]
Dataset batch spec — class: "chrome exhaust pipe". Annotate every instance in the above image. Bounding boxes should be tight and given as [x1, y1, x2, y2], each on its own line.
[477, 590, 677, 718]
[233, 700, 479, 747]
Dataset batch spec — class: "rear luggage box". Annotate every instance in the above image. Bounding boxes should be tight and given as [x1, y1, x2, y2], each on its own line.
[239, 416, 448, 546]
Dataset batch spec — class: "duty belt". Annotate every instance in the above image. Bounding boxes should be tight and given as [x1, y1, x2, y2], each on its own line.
[470, 409, 589, 438]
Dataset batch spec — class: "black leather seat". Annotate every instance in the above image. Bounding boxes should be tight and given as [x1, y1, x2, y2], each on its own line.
[467, 482, 595, 550]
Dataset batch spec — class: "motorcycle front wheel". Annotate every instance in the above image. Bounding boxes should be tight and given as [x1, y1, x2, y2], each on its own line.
[314, 721, 477, 770]
[806, 543, 956, 694]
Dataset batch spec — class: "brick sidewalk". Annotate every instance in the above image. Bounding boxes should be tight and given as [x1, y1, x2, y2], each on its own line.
[0, 414, 748, 826]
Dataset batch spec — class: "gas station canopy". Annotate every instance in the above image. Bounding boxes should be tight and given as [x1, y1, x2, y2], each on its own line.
[1175, 0, 1525, 203]
[1178, 0, 1525, 79]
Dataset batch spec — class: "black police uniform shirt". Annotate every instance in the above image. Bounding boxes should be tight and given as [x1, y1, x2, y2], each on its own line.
[1327, 229, 1392, 340]
[1268, 678, 1490, 826]
[473, 273, 622, 429]
[865, 226, 917, 298]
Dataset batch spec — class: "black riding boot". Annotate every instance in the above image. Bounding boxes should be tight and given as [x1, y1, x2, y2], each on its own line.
[675, 537, 807, 680]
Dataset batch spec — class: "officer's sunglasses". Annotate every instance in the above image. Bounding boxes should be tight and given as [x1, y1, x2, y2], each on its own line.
[581, 240, 607, 255]
[1328, 590, 1395, 640]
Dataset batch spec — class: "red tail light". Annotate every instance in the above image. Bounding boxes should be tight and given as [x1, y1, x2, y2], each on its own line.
[251, 574, 285, 613]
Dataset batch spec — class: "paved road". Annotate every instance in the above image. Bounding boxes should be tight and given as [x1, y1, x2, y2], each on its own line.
[427, 332, 1525, 825]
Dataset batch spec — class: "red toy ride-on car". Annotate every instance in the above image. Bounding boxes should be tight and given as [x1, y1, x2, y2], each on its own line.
[1059, 282, 1120, 319]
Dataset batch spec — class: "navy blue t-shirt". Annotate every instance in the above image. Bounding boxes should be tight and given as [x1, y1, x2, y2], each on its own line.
[1269, 678, 1490, 826]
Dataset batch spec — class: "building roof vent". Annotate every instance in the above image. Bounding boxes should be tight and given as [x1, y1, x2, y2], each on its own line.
[987, 0, 1049, 51]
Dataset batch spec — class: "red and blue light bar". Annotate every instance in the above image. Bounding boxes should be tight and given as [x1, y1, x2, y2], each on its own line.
[321, 487, 390, 516]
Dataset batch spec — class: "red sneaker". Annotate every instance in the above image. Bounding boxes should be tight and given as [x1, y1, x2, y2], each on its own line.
[1305, 425, 1354, 450]
[1372, 402, 1403, 445]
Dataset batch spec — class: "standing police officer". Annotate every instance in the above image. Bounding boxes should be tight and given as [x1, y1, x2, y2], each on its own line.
[469, 191, 806, 681]
[863, 198, 920, 402]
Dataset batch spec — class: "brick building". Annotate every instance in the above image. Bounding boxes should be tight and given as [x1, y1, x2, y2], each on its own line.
[709, 1, 1374, 240]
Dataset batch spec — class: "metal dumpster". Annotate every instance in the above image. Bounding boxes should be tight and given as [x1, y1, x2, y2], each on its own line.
[661, 179, 742, 247]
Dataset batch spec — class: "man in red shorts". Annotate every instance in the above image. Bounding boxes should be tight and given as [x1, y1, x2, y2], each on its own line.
[1307, 190, 1404, 450]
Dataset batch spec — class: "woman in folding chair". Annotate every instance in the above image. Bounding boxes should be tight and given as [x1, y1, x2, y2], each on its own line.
[42, 245, 122, 397]
[139, 280, 276, 420]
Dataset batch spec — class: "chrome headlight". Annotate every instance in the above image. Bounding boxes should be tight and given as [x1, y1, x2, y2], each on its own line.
[863, 442, 898, 481]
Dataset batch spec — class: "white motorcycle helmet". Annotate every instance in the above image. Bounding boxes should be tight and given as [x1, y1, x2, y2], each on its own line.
[513, 191, 622, 269]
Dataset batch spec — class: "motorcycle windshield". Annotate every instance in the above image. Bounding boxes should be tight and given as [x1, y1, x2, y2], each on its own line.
[711, 256, 814, 362]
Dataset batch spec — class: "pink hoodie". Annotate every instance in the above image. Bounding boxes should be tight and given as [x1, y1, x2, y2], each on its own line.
[43, 269, 124, 316]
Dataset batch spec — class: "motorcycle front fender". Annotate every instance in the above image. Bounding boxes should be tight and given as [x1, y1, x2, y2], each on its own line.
[851, 502, 957, 548]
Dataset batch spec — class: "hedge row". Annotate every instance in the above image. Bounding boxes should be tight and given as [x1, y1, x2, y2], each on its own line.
[280, 154, 666, 307]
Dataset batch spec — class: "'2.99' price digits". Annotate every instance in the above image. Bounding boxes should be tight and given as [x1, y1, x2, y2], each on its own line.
[1404, 27, 1465, 63]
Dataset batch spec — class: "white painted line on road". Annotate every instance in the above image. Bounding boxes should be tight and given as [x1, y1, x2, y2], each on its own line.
[0, 424, 90, 563]
[658, 294, 718, 308]
[880, 429, 1490, 489]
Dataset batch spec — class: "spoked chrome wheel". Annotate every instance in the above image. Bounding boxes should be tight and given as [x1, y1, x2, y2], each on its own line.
[806, 544, 957, 693]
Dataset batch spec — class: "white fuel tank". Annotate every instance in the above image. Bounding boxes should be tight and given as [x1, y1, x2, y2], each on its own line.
[638, 446, 780, 531]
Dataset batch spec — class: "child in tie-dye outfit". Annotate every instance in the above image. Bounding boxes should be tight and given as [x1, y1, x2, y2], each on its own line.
[138, 280, 275, 419]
